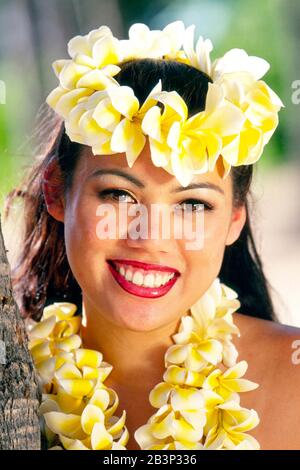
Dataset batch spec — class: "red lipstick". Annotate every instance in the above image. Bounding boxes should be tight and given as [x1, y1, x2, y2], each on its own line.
[106, 260, 180, 299]
[107, 258, 180, 274]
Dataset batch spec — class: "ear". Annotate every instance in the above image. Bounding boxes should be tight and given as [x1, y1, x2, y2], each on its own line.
[42, 158, 65, 223]
[225, 204, 247, 246]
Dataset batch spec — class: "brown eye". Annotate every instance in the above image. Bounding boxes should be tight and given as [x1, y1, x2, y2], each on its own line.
[98, 189, 136, 204]
[176, 199, 214, 212]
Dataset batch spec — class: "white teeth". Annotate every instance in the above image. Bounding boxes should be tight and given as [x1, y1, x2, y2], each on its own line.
[113, 263, 175, 288]
[125, 269, 133, 281]
[120, 266, 126, 276]
[154, 274, 163, 287]
[132, 271, 144, 286]
[143, 273, 155, 287]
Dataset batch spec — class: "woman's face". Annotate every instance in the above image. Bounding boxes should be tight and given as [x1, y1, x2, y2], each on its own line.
[47, 140, 246, 331]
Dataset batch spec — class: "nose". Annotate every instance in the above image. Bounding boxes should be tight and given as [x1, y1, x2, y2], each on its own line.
[121, 202, 179, 254]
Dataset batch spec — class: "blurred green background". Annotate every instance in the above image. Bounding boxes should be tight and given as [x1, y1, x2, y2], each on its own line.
[0, 0, 300, 208]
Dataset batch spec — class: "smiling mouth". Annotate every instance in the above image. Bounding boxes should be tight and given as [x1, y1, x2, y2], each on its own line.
[106, 260, 180, 299]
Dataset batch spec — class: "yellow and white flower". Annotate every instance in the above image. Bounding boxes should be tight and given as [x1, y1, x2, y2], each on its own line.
[203, 398, 260, 450]
[214, 71, 284, 175]
[202, 360, 259, 400]
[171, 277, 241, 367]
[182, 24, 214, 76]
[212, 48, 270, 82]
[134, 388, 207, 450]
[142, 82, 246, 186]
[119, 21, 187, 61]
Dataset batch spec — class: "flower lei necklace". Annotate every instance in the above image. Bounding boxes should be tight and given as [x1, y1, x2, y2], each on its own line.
[28, 277, 260, 450]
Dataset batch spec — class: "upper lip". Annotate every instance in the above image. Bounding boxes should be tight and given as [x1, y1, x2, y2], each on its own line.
[107, 259, 180, 275]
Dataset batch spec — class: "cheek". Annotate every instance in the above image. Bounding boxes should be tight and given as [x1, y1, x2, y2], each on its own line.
[65, 198, 98, 246]
[180, 211, 230, 296]
[203, 212, 230, 248]
[63, 196, 114, 286]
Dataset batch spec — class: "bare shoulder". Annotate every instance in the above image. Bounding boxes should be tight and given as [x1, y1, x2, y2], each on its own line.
[233, 313, 300, 449]
[234, 312, 300, 366]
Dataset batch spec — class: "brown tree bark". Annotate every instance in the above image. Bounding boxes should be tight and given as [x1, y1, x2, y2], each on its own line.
[0, 213, 41, 449]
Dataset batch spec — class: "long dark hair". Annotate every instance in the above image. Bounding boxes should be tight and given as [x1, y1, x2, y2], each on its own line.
[3, 58, 277, 322]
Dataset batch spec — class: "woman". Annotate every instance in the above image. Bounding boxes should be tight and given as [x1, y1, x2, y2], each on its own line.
[4, 22, 300, 450]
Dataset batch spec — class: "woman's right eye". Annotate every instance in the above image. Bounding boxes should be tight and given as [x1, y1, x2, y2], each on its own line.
[98, 189, 137, 204]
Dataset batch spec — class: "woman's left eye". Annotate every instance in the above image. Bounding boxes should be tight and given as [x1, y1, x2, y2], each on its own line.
[97, 189, 137, 203]
[176, 199, 214, 212]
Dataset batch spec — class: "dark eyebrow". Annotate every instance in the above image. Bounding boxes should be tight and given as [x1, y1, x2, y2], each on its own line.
[88, 169, 224, 195]
[88, 169, 145, 188]
[172, 182, 224, 195]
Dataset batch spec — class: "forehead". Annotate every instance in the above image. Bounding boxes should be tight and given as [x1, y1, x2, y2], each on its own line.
[76, 138, 231, 192]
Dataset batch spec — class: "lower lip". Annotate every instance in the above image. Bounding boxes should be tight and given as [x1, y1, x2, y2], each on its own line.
[106, 262, 179, 299]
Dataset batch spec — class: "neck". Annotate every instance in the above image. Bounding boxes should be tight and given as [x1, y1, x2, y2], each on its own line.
[79, 297, 183, 393]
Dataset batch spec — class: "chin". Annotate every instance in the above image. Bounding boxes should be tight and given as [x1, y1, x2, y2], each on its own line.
[108, 304, 173, 332]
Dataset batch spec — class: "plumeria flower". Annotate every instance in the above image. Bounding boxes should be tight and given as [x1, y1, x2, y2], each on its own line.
[143, 82, 245, 186]
[64, 89, 116, 149]
[169, 278, 241, 368]
[212, 71, 284, 175]
[243, 79, 284, 146]
[203, 399, 260, 449]
[141, 85, 189, 169]
[211, 48, 270, 82]
[190, 278, 241, 367]
[162, 363, 214, 388]
[160, 21, 187, 60]
[222, 337, 239, 368]
[46, 26, 122, 126]
[40, 376, 128, 449]
[49, 25, 122, 91]
[62, 80, 162, 159]
[29, 303, 82, 386]
[149, 379, 209, 409]
[119, 21, 186, 61]
[53, 357, 104, 399]
[165, 339, 223, 371]
[135, 388, 207, 449]
[183, 24, 213, 76]
[44, 402, 128, 450]
[202, 360, 259, 400]
[93, 80, 162, 166]
[46, 85, 93, 121]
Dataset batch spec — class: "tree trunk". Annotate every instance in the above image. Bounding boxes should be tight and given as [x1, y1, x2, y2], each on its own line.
[0, 212, 41, 449]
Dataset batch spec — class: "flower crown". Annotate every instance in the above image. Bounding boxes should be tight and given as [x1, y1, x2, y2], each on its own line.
[46, 21, 284, 187]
